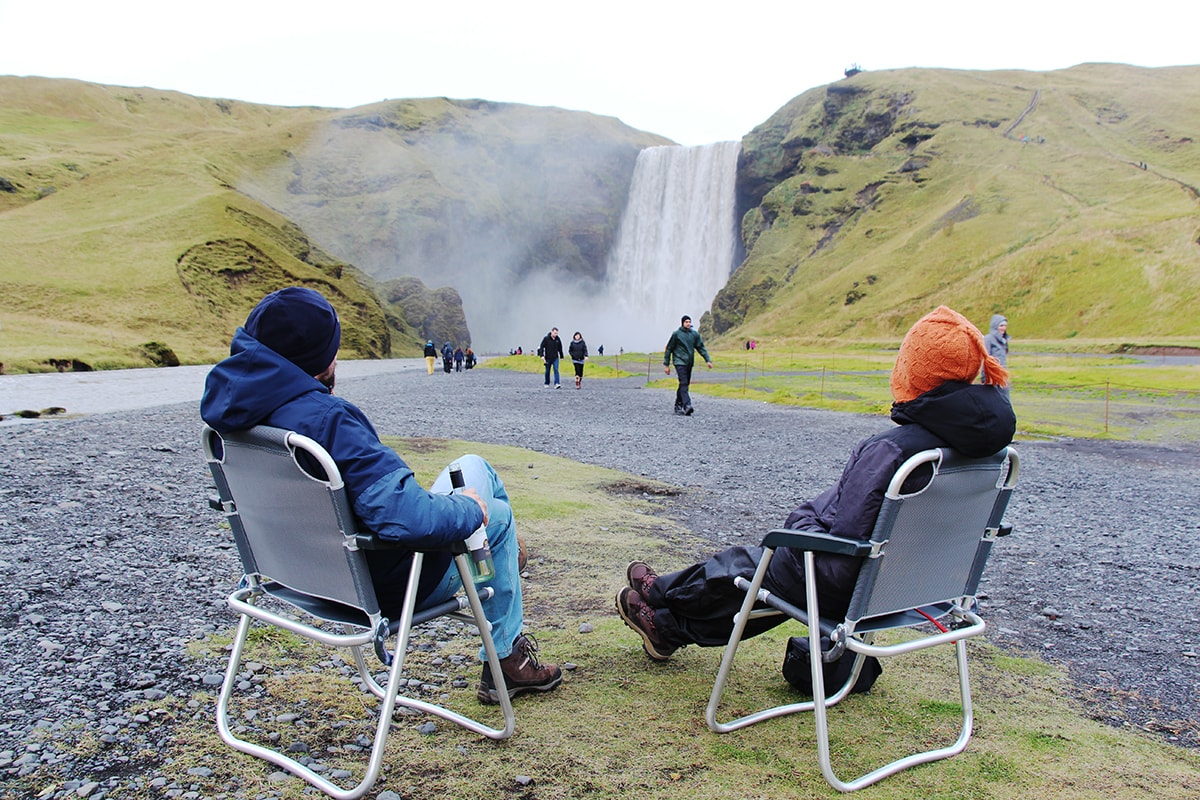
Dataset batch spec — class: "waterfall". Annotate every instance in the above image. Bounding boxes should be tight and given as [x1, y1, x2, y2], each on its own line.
[602, 141, 740, 351]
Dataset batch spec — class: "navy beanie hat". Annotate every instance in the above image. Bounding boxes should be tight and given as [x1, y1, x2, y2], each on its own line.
[244, 287, 341, 376]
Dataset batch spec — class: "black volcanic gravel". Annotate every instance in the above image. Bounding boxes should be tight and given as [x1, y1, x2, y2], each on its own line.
[2, 362, 1197, 797]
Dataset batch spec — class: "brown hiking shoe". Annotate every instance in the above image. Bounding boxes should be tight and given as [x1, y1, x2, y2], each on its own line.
[615, 587, 676, 661]
[477, 633, 562, 705]
[626, 561, 658, 598]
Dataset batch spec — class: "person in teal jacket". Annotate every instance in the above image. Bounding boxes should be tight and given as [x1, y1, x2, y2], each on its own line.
[201, 287, 561, 705]
[663, 315, 713, 415]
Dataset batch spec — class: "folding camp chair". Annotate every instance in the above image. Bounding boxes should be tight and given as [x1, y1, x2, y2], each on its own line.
[202, 424, 515, 800]
[706, 446, 1018, 792]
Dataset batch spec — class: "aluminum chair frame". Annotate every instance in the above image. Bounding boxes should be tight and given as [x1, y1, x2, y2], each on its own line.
[706, 446, 1018, 792]
[203, 424, 514, 800]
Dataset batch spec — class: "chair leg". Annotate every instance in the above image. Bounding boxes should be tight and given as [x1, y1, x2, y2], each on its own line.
[381, 554, 515, 738]
[215, 555, 515, 800]
[216, 601, 400, 800]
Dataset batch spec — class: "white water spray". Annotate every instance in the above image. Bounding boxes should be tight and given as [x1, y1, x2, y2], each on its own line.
[598, 141, 741, 351]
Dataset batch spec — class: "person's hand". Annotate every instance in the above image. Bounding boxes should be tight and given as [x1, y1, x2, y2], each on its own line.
[664, 365, 671, 375]
[461, 487, 489, 527]
[706, 361, 714, 369]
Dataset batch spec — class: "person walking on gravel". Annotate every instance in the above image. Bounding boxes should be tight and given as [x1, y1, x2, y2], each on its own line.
[663, 315, 712, 416]
[540, 327, 564, 388]
[568, 331, 589, 389]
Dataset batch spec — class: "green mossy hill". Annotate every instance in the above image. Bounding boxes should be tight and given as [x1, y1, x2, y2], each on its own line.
[710, 63, 1200, 347]
[0, 79, 665, 372]
[378, 277, 470, 349]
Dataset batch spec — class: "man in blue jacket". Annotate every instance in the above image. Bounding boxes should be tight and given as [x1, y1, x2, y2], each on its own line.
[201, 287, 561, 704]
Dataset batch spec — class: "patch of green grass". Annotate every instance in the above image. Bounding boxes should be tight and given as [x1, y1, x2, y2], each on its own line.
[664, 348, 1200, 445]
[481, 353, 639, 379]
[142, 438, 1200, 800]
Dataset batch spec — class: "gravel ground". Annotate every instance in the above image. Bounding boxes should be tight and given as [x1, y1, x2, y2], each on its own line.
[2, 362, 1198, 797]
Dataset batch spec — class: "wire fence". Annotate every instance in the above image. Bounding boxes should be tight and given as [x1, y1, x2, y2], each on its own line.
[617, 352, 1200, 445]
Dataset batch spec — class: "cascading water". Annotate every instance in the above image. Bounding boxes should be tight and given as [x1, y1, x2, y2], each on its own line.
[602, 141, 741, 351]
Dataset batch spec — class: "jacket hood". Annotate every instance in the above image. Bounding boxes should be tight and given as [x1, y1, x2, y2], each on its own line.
[989, 314, 1008, 336]
[201, 328, 330, 433]
[890, 381, 1015, 457]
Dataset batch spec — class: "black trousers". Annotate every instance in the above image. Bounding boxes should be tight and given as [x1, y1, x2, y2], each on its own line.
[673, 363, 693, 411]
[645, 546, 853, 649]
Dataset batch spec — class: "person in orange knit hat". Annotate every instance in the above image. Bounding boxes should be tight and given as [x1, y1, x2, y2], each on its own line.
[616, 305, 1015, 667]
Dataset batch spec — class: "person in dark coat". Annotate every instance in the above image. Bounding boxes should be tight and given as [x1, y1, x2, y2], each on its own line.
[617, 305, 1014, 659]
[539, 328, 564, 388]
[441, 342, 454, 373]
[202, 288, 561, 703]
[568, 331, 588, 389]
[663, 315, 713, 415]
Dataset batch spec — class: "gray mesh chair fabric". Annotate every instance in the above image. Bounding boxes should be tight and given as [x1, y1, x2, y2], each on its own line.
[706, 446, 1018, 792]
[203, 424, 514, 800]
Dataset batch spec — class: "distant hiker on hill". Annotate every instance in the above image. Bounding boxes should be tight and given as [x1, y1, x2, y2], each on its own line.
[663, 315, 713, 416]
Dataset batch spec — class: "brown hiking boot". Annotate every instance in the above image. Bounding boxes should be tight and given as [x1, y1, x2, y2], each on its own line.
[477, 633, 562, 705]
[615, 587, 676, 661]
[626, 561, 658, 598]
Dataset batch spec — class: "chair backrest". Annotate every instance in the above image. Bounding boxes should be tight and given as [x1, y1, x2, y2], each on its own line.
[846, 447, 1017, 626]
[203, 424, 380, 618]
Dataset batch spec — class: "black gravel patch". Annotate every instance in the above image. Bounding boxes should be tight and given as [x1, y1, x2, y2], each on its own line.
[1, 365, 1197, 796]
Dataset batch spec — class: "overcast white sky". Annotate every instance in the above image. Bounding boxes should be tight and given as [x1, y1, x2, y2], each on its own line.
[2, 0, 1197, 146]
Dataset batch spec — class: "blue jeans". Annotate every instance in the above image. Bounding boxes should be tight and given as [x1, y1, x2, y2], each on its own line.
[423, 455, 524, 660]
[544, 358, 560, 386]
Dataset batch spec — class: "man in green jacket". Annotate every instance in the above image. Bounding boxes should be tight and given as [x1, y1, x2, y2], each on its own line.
[663, 315, 713, 416]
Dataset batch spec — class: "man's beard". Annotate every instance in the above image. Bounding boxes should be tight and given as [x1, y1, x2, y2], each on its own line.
[318, 369, 336, 393]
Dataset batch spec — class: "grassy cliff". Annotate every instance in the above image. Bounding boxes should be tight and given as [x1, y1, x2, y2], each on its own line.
[711, 63, 1200, 349]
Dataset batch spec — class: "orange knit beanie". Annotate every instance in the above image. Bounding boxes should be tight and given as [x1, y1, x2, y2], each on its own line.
[890, 306, 1009, 403]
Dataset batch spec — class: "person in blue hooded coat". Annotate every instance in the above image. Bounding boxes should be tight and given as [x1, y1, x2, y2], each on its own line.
[201, 287, 561, 705]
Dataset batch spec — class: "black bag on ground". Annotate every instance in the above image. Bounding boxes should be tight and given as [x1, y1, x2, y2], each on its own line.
[782, 635, 882, 696]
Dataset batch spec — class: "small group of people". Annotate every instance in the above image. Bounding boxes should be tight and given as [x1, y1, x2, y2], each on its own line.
[538, 327, 590, 389]
[424, 340, 476, 374]
[202, 287, 1014, 709]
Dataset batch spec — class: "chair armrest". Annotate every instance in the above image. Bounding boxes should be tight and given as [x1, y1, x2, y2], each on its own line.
[761, 528, 872, 557]
[352, 533, 468, 555]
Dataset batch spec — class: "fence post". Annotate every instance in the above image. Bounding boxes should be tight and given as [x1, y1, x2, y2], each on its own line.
[743, 360, 748, 396]
[1105, 381, 1110, 434]
[821, 366, 826, 399]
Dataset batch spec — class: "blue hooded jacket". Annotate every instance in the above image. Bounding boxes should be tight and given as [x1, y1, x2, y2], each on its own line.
[201, 328, 484, 608]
